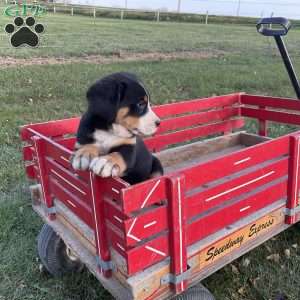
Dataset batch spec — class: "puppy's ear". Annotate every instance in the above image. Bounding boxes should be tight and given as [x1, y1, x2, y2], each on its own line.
[87, 80, 126, 123]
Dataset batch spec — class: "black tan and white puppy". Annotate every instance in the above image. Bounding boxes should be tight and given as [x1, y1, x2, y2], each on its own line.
[71, 72, 163, 184]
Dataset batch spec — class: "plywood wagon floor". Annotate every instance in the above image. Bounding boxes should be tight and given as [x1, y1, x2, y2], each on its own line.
[157, 132, 270, 174]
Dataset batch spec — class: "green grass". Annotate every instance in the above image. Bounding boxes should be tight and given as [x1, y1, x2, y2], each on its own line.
[1, 13, 300, 58]
[2, 12, 300, 300]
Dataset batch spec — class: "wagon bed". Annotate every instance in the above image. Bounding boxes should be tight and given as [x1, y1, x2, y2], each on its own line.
[21, 93, 300, 300]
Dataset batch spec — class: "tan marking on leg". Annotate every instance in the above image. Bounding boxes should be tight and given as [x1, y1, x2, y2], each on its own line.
[71, 144, 101, 170]
[90, 152, 127, 177]
[75, 144, 101, 157]
[105, 152, 127, 176]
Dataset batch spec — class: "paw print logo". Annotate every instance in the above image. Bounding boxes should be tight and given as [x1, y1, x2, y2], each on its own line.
[4, 16, 44, 48]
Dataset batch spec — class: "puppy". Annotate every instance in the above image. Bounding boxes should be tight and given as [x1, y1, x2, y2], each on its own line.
[71, 72, 163, 185]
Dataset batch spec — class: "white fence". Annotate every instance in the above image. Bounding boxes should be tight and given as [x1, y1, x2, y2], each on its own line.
[46, 3, 215, 23]
[55, 0, 300, 20]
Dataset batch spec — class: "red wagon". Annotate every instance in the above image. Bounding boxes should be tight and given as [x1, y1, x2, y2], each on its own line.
[20, 18, 300, 300]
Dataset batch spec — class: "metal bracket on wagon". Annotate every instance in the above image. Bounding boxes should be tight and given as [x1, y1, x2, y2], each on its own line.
[284, 206, 300, 217]
[160, 268, 192, 285]
[45, 206, 56, 214]
[96, 256, 115, 271]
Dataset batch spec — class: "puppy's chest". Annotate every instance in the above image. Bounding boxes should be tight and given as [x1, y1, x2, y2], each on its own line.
[93, 129, 134, 153]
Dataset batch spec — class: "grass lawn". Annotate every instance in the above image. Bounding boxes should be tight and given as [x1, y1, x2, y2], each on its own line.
[1, 11, 300, 300]
[1, 13, 300, 58]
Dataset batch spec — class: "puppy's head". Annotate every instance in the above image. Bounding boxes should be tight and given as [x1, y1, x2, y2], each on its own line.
[87, 72, 160, 137]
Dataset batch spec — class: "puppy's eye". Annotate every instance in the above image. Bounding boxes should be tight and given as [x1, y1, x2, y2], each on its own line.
[137, 101, 147, 111]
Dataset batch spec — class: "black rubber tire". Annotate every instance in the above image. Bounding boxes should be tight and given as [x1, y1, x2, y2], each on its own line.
[173, 285, 215, 300]
[37, 224, 83, 276]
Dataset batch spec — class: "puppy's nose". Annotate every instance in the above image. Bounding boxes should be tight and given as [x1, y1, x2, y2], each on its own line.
[155, 120, 161, 127]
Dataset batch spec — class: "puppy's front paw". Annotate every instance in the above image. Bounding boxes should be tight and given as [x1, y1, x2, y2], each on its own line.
[90, 156, 121, 177]
[71, 154, 90, 171]
[71, 144, 100, 171]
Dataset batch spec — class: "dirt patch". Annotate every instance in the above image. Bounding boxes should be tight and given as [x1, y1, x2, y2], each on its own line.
[0, 51, 223, 68]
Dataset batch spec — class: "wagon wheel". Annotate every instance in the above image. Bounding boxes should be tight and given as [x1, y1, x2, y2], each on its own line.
[37, 224, 84, 276]
[173, 284, 215, 300]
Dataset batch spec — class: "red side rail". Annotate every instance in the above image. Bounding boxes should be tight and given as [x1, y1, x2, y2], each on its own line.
[148, 93, 244, 151]
[240, 94, 300, 136]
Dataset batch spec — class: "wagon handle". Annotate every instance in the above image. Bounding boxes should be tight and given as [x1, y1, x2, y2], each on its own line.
[257, 17, 291, 37]
[257, 17, 300, 99]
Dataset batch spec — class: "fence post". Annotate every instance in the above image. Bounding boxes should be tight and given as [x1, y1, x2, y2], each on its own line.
[156, 10, 160, 22]
[121, 9, 124, 20]
[71, 7, 73, 16]
[236, 0, 241, 17]
[93, 7, 96, 18]
[53, 5, 56, 13]
[205, 11, 208, 25]
[177, 0, 181, 13]
[270, 12, 274, 28]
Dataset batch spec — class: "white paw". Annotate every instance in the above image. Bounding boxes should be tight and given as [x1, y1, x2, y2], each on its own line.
[71, 154, 91, 171]
[90, 157, 120, 177]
